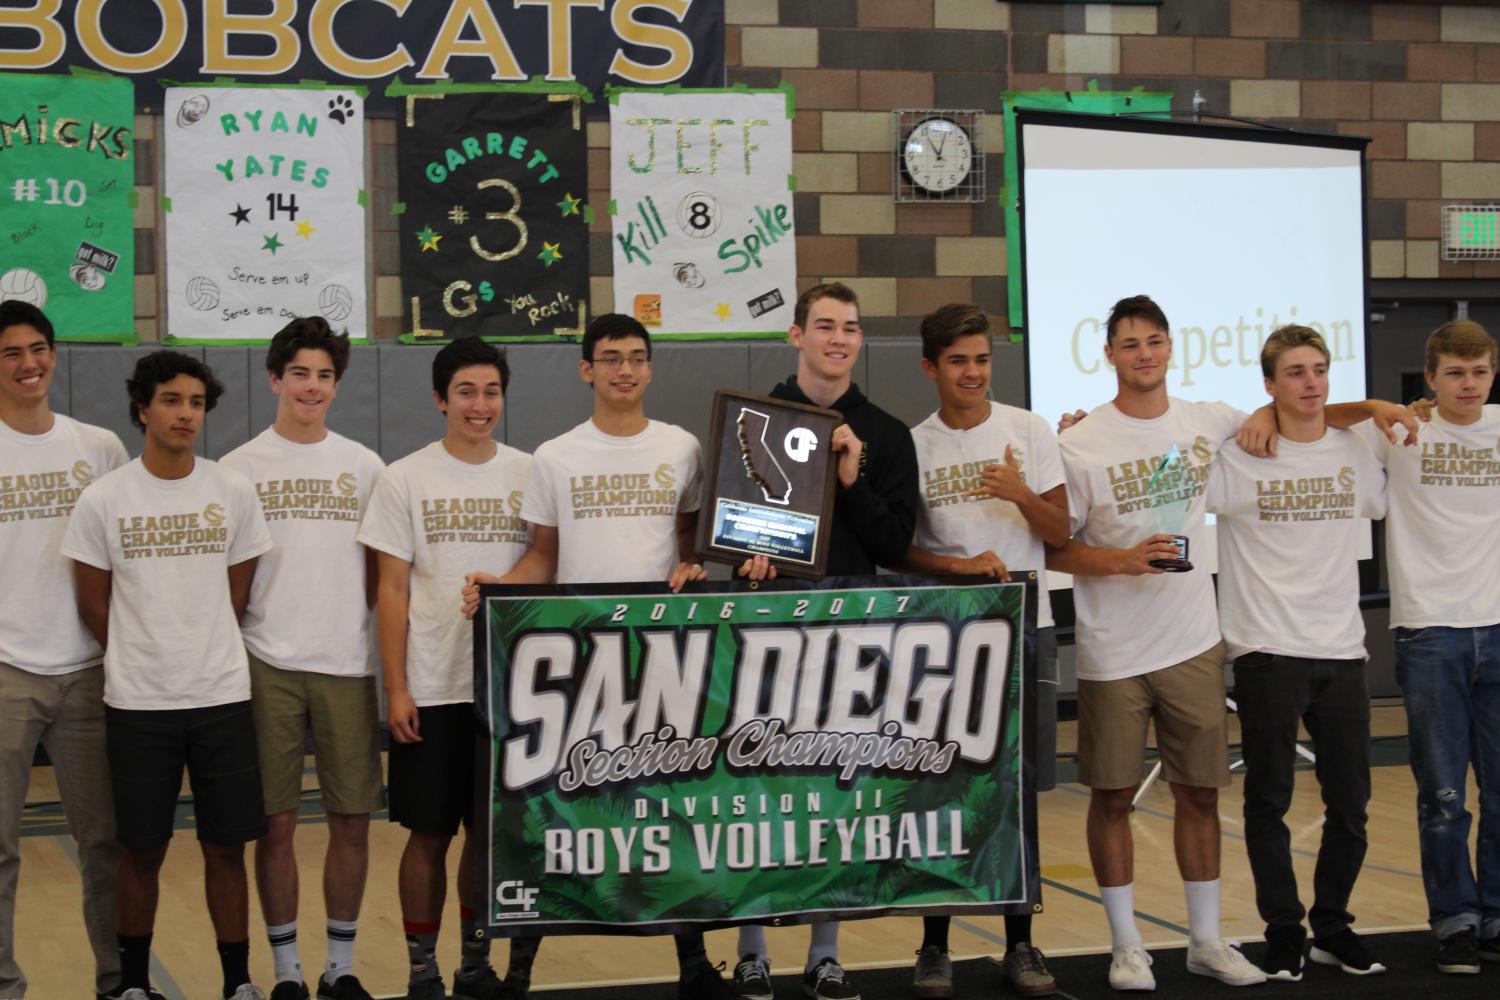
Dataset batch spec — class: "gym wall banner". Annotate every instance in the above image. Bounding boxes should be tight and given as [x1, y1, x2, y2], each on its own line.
[162, 85, 367, 344]
[609, 87, 796, 338]
[0, 71, 135, 344]
[0, 1, 726, 116]
[475, 576, 1040, 936]
[396, 83, 589, 342]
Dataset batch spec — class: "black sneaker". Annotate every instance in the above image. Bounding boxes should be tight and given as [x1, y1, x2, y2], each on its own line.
[100, 988, 168, 1000]
[1436, 930, 1481, 974]
[270, 983, 310, 1000]
[1258, 927, 1305, 982]
[1481, 933, 1500, 963]
[732, 953, 773, 1000]
[802, 958, 860, 1000]
[317, 973, 376, 1000]
[403, 977, 446, 1000]
[1309, 928, 1386, 975]
[454, 965, 510, 1000]
[679, 962, 739, 1000]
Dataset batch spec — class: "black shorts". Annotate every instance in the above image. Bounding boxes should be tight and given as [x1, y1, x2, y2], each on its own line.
[105, 700, 268, 849]
[388, 702, 478, 836]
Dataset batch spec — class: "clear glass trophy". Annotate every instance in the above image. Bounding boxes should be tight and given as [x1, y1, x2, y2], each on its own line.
[1146, 443, 1193, 572]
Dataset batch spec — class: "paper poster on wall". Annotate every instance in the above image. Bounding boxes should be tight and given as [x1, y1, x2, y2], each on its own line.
[163, 86, 367, 343]
[0, 72, 135, 343]
[395, 84, 589, 341]
[610, 88, 796, 337]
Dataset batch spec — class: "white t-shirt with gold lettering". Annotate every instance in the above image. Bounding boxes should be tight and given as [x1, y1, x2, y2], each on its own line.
[60, 457, 274, 709]
[1059, 398, 1244, 681]
[1358, 405, 1500, 629]
[0, 415, 128, 675]
[221, 428, 385, 676]
[912, 402, 1065, 627]
[523, 419, 701, 585]
[357, 441, 530, 706]
[1206, 430, 1386, 661]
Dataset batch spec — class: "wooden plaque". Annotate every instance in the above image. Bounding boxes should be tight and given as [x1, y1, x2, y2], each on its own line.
[696, 389, 841, 579]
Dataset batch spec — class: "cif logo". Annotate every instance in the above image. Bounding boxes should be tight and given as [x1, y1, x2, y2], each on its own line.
[203, 502, 225, 526]
[72, 460, 94, 487]
[496, 880, 539, 912]
[783, 428, 818, 464]
[654, 462, 676, 488]
[337, 472, 357, 497]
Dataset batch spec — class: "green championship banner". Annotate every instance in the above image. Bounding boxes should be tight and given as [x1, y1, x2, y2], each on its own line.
[476, 576, 1038, 936]
[0, 71, 135, 343]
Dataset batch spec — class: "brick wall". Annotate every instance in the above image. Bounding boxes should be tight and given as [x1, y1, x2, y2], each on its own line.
[125, 0, 1500, 343]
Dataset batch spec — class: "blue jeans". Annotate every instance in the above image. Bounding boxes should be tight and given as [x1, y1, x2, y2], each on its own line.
[1395, 623, 1500, 940]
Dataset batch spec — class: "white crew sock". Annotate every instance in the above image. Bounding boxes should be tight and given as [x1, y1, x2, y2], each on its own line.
[738, 925, 767, 958]
[326, 918, 358, 982]
[267, 921, 302, 985]
[1184, 880, 1221, 947]
[806, 922, 839, 973]
[1100, 884, 1143, 950]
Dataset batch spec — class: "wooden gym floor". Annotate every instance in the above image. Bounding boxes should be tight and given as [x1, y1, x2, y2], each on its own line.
[15, 706, 1451, 998]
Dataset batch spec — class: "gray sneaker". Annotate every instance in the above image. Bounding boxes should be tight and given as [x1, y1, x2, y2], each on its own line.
[912, 946, 953, 999]
[1003, 943, 1057, 997]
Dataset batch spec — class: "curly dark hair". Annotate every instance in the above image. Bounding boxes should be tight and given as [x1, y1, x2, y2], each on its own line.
[265, 316, 350, 379]
[126, 350, 223, 431]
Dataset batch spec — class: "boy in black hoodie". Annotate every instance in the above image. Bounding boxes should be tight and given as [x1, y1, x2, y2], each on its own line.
[730, 283, 921, 1000]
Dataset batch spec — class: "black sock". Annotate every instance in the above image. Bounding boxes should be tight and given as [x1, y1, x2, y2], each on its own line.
[921, 916, 950, 952]
[507, 936, 542, 990]
[118, 932, 152, 988]
[217, 939, 251, 997]
[1005, 913, 1033, 950]
[674, 931, 711, 974]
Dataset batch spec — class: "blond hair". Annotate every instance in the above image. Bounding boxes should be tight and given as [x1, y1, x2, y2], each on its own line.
[1260, 324, 1330, 379]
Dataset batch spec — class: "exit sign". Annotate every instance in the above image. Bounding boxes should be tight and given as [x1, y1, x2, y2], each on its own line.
[1443, 205, 1500, 260]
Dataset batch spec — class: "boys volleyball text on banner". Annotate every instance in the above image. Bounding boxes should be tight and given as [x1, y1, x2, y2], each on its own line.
[394, 85, 589, 341]
[162, 86, 367, 343]
[475, 577, 1039, 936]
[610, 89, 796, 336]
[0, 72, 135, 343]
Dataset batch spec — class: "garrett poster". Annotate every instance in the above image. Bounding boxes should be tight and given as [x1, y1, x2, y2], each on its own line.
[162, 86, 368, 343]
[0, 72, 135, 343]
[610, 89, 796, 336]
[396, 85, 589, 340]
[476, 577, 1038, 935]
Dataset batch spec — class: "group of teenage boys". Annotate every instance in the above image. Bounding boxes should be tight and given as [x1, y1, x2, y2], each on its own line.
[0, 282, 1495, 1000]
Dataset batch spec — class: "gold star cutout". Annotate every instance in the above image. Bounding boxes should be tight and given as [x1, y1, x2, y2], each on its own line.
[714, 302, 733, 321]
[556, 192, 582, 217]
[537, 242, 563, 267]
[294, 219, 316, 240]
[416, 226, 442, 252]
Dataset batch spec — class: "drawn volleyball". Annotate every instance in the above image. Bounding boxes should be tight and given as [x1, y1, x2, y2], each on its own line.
[185, 275, 220, 311]
[0, 268, 47, 308]
[319, 283, 353, 323]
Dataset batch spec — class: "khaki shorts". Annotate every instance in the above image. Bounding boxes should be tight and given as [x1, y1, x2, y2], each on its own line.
[248, 651, 385, 816]
[1077, 641, 1230, 790]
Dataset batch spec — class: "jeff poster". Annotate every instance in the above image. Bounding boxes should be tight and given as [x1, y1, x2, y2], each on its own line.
[0, 72, 135, 343]
[476, 577, 1038, 935]
[610, 89, 796, 336]
[395, 85, 589, 340]
[162, 86, 367, 343]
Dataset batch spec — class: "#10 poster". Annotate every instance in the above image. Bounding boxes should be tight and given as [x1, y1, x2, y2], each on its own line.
[610, 89, 797, 337]
[0, 72, 135, 343]
[163, 86, 367, 343]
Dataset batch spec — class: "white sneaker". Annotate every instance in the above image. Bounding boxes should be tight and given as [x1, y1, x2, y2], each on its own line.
[1108, 944, 1156, 991]
[226, 986, 267, 1000]
[1187, 939, 1267, 986]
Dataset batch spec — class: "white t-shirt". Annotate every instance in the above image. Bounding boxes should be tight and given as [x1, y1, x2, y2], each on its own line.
[357, 441, 530, 706]
[221, 428, 385, 676]
[60, 458, 274, 710]
[1206, 429, 1386, 661]
[523, 419, 702, 585]
[1357, 405, 1500, 629]
[912, 402, 1065, 628]
[1060, 398, 1244, 681]
[0, 415, 128, 675]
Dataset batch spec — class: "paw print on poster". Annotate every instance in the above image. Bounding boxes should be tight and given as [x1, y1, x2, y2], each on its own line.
[328, 95, 356, 125]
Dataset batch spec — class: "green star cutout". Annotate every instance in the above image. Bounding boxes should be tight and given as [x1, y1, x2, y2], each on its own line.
[416, 225, 442, 252]
[538, 241, 563, 267]
[556, 192, 582, 217]
[261, 233, 283, 255]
